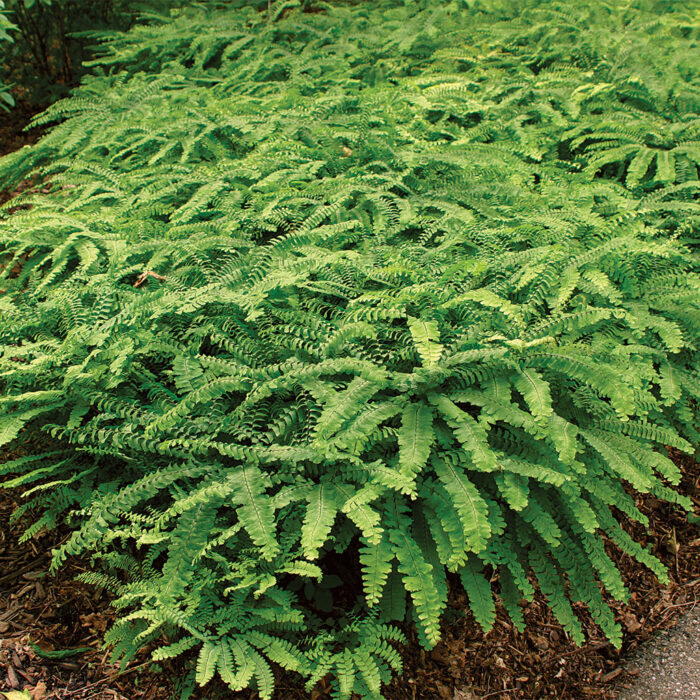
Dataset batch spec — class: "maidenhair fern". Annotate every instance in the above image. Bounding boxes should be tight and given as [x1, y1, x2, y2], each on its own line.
[1, 0, 699, 698]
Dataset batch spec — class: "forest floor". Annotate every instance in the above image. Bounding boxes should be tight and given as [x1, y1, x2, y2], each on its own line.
[1, 111, 700, 700]
[0, 101, 43, 158]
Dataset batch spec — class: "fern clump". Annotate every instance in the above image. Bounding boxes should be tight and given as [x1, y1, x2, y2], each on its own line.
[1, 1, 699, 697]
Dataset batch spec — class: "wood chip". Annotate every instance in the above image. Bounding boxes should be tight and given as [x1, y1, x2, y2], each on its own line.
[16, 668, 35, 683]
[7, 663, 19, 688]
[600, 667, 623, 683]
[56, 661, 80, 671]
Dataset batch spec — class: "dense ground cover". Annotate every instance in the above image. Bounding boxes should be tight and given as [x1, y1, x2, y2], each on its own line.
[1, 456, 698, 700]
[1, 1, 699, 698]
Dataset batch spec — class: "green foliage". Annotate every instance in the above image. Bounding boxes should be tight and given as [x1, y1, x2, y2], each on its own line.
[1, 0, 699, 697]
[29, 641, 93, 659]
[0, 1, 16, 110]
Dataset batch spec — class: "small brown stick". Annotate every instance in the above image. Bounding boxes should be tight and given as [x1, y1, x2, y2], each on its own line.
[656, 599, 698, 621]
[133, 271, 166, 288]
[0, 556, 48, 585]
[482, 689, 519, 699]
[546, 640, 610, 664]
[63, 661, 151, 697]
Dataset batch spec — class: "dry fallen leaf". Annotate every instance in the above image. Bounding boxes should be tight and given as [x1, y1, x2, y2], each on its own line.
[621, 612, 642, 633]
[436, 682, 453, 699]
[453, 689, 478, 700]
[31, 682, 46, 700]
[430, 645, 451, 665]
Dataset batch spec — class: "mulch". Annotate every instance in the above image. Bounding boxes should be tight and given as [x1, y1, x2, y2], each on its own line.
[0, 486, 174, 700]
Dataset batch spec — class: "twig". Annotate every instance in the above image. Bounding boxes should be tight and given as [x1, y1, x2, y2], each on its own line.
[656, 599, 698, 620]
[0, 555, 47, 585]
[64, 661, 151, 697]
[0, 531, 71, 585]
[482, 689, 519, 699]
[546, 641, 610, 664]
[133, 270, 166, 287]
